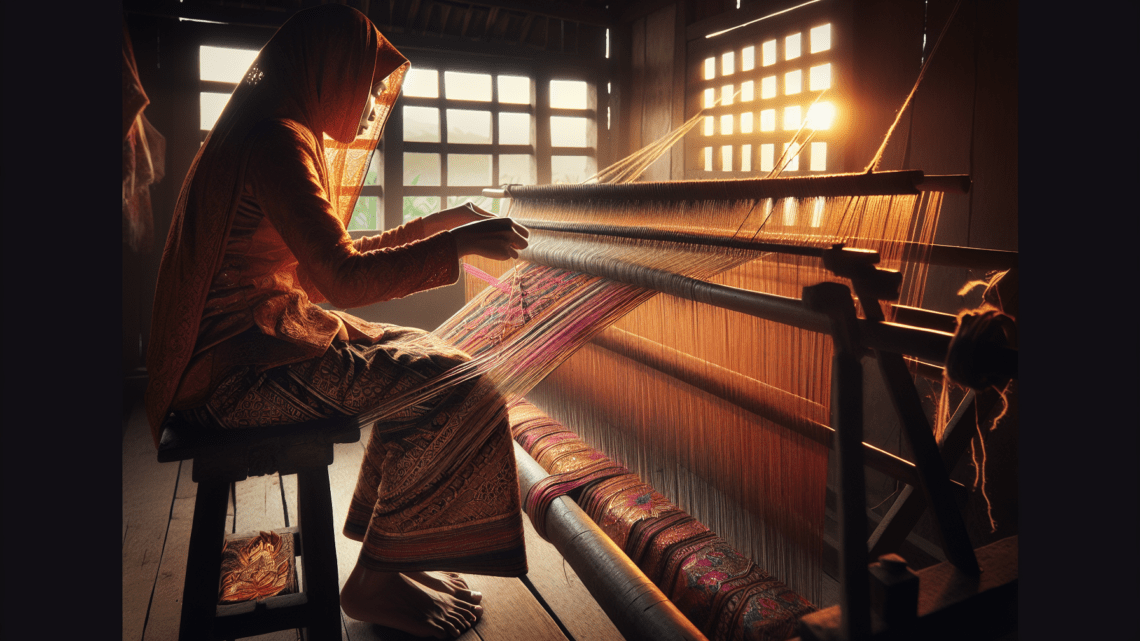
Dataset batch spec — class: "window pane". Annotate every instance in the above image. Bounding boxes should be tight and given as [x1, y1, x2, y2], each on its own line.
[550, 116, 588, 147]
[720, 114, 733, 135]
[741, 80, 755, 102]
[810, 142, 827, 171]
[760, 109, 776, 132]
[704, 147, 713, 172]
[760, 144, 774, 171]
[741, 46, 755, 72]
[810, 63, 831, 91]
[499, 154, 536, 184]
[762, 40, 777, 66]
[498, 76, 531, 104]
[741, 144, 752, 172]
[403, 106, 440, 142]
[348, 195, 381, 231]
[363, 150, 382, 186]
[721, 145, 733, 171]
[785, 69, 803, 95]
[704, 57, 716, 80]
[761, 76, 777, 99]
[721, 51, 735, 76]
[810, 24, 832, 53]
[705, 88, 716, 109]
[447, 109, 492, 144]
[445, 71, 492, 101]
[499, 113, 532, 145]
[551, 80, 588, 108]
[783, 105, 802, 130]
[721, 85, 734, 106]
[740, 112, 754, 134]
[448, 154, 492, 186]
[403, 196, 440, 224]
[551, 156, 595, 184]
[806, 102, 836, 129]
[200, 92, 231, 130]
[403, 68, 439, 98]
[786, 33, 802, 60]
[404, 153, 441, 186]
[200, 46, 258, 83]
[704, 116, 715, 136]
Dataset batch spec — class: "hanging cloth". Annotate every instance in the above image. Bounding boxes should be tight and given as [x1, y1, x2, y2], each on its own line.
[123, 16, 165, 252]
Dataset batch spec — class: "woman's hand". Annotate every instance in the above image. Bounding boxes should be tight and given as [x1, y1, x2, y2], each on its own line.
[422, 202, 497, 236]
[451, 217, 530, 261]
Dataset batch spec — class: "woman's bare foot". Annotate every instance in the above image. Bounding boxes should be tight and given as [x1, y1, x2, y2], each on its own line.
[406, 571, 482, 604]
[341, 563, 483, 638]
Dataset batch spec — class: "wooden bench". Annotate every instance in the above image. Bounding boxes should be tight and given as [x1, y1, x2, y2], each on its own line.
[157, 412, 363, 640]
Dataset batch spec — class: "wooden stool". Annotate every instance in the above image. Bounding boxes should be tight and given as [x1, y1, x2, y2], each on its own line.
[157, 413, 363, 640]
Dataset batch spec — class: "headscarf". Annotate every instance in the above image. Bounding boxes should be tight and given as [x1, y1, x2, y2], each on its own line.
[146, 5, 409, 443]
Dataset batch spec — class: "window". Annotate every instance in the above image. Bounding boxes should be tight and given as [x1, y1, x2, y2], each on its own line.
[198, 47, 599, 233]
[390, 62, 598, 231]
[689, 3, 840, 178]
[198, 45, 258, 133]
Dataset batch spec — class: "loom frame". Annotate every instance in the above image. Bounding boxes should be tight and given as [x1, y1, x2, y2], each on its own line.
[488, 170, 1017, 639]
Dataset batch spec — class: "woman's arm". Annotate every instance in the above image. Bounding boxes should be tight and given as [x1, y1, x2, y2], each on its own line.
[247, 121, 459, 309]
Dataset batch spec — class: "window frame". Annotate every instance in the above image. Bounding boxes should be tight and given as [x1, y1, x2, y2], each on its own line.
[685, 1, 848, 179]
[383, 50, 600, 233]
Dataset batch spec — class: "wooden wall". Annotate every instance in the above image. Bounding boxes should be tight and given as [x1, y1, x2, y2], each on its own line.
[612, 0, 1019, 553]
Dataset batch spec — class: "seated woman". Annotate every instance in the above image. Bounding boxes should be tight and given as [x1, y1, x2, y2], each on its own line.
[145, 5, 530, 638]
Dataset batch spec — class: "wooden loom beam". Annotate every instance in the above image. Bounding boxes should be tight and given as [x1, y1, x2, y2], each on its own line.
[498, 172, 1015, 637]
[510, 218, 1018, 271]
[867, 387, 1003, 560]
[521, 242, 1017, 375]
[512, 441, 707, 641]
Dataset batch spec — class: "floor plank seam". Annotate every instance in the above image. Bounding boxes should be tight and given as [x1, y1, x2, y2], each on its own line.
[140, 460, 184, 641]
[519, 574, 576, 641]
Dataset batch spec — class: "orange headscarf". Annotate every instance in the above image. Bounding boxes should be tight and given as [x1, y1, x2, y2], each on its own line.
[146, 5, 409, 443]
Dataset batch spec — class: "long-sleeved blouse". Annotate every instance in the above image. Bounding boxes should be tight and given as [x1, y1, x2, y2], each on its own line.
[164, 117, 460, 416]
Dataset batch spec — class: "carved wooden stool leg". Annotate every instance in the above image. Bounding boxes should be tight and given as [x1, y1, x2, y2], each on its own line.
[297, 467, 342, 641]
[179, 479, 230, 641]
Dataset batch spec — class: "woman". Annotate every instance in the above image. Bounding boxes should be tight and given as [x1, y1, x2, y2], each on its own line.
[145, 5, 530, 638]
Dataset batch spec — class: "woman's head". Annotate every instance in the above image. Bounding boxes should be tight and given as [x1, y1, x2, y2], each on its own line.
[254, 4, 407, 143]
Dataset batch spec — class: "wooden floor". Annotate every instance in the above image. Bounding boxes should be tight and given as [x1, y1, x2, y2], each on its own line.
[122, 399, 623, 641]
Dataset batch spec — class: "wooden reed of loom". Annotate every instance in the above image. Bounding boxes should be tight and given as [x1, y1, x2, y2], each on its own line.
[459, 170, 1017, 640]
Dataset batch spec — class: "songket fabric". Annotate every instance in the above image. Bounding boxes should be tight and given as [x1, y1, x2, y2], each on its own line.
[510, 399, 815, 641]
[147, 5, 525, 576]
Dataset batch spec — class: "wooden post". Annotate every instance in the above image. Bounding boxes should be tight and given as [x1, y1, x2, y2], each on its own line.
[296, 466, 342, 640]
[178, 478, 230, 640]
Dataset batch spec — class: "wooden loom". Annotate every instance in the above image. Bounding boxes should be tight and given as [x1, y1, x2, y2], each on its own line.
[450, 170, 1017, 641]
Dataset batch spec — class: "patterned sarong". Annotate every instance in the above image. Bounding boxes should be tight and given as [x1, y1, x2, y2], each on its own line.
[183, 326, 527, 577]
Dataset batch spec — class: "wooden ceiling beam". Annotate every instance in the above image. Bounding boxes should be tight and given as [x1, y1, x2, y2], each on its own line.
[405, 0, 422, 32]
[518, 13, 535, 45]
[483, 6, 499, 38]
[438, 4, 453, 36]
[459, 4, 474, 38]
[441, 0, 614, 28]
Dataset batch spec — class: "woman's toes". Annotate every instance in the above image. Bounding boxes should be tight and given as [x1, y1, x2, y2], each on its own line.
[456, 588, 482, 604]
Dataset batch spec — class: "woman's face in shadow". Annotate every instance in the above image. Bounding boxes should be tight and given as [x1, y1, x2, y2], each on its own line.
[357, 78, 387, 137]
